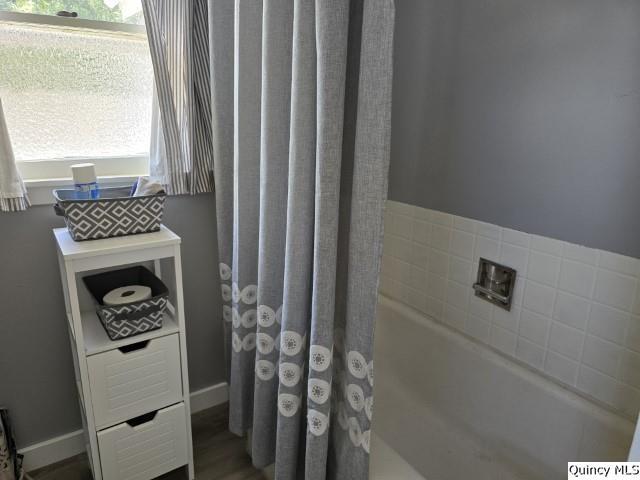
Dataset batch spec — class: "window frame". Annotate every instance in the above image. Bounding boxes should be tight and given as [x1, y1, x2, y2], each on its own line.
[0, 10, 146, 35]
[0, 10, 151, 204]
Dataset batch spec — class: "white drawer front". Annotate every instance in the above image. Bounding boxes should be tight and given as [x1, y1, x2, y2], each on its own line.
[88, 334, 183, 428]
[98, 403, 188, 480]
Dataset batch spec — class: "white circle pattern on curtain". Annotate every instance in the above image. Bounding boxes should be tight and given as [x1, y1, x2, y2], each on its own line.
[364, 396, 373, 421]
[361, 430, 371, 454]
[256, 333, 275, 354]
[219, 262, 231, 280]
[233, 332, 258, 352]
[335, 399, 372, 453]
[307, 409, 329, 436]
[278, 393, 300, 417]
[346, 384, 365, 412]
[232, 332, 242, 352]
[309, 345, 332, 372]
[256, 360, 276, 381]
[279, 362, 301, 387]
[241, 309, 257, 328]
[347, 351, 367, 379]
[222, 305, 232, 322]
[221, 284, 232, 302]
[308, 378, 331, 404]
[240, 285, 258, 304]
[348, 417, 362, 447]
[280, 331, 304, 356]
[232, 283, 241, 303]
[257, 305, 276, 327]
[232, 308, 241, 328]
[242, 332, 256, 351]
[367, 360, 374, 387]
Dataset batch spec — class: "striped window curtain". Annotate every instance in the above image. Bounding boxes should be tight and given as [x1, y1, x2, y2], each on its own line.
[142, 0, 214, 195]
[0, 98, 29, 212]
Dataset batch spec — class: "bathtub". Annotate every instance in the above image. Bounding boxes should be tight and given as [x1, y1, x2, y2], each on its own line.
[369, 295, 635, 480]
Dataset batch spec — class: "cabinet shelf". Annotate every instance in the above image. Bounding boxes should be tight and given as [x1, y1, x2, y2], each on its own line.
[81, 307, 180, 356]
[54, 226, 180, 261]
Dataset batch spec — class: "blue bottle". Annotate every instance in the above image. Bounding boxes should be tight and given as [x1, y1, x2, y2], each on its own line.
[71, 163, 100, 199]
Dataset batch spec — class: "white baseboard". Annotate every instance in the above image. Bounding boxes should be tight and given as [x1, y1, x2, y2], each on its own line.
[19, 429, 86, 473]
[20, 381, 229, 472]
[190, 381, 229, 414]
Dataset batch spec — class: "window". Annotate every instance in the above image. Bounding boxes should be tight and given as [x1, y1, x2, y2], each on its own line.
[0, 1, 152, 182]
[0, 0, 146, 24]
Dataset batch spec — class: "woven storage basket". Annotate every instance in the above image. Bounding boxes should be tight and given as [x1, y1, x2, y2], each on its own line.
[83, 266, 169, 341]
[53, 186, 166, 241]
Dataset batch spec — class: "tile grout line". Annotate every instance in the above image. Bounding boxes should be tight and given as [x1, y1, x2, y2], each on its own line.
[574, 250, 600, 389]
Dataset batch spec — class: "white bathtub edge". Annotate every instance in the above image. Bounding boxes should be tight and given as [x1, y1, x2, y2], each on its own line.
[377, 294, 635, 436]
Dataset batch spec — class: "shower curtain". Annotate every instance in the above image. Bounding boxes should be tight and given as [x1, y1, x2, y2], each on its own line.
[210, 1, 395, 478]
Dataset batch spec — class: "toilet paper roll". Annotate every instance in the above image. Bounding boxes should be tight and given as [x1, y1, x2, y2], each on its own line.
[103, 285, 152, 306]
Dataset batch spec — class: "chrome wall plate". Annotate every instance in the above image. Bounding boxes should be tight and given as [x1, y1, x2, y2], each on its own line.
[473, 258, 516, 311]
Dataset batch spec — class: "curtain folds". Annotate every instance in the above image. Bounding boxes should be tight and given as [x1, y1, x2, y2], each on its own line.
[0, 98, 29, 212]
[142, 0, 214, 195]
[211, 1, 395, 478]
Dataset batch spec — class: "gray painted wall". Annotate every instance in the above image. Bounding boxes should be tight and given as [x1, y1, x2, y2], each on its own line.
[0, 194, 226, 447]
[389, 0, 640, 258]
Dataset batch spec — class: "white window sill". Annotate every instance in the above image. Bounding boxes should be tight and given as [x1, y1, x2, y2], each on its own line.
[26, 175, 139, 206]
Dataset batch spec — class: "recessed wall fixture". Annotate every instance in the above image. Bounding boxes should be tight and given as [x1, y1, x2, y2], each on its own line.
[473, 258, 516, 310]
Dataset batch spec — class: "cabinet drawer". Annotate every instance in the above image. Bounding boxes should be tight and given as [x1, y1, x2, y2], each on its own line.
[97, 403, 188, 480]
[87, 334, 183, 428]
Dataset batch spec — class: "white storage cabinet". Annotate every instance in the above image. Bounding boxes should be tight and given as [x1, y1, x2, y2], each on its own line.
[54, 226, 194, 480]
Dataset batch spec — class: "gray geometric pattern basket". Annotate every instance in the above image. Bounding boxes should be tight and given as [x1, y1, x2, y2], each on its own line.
[53, 187, 166, 241]
[97, 296, 168, 340]
[83, 266, 169, 341]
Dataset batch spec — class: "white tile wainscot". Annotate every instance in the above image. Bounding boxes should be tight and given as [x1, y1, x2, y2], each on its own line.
[380, 200, 640, 419]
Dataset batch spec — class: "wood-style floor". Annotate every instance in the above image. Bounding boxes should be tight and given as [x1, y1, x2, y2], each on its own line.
[30, 404, 266, 480]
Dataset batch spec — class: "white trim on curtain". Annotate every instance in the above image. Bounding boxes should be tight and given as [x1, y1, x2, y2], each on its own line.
[0, 98, 30, 212]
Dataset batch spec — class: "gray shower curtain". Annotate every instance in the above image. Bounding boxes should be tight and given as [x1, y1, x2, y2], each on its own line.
[209, 1, 394, 478]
